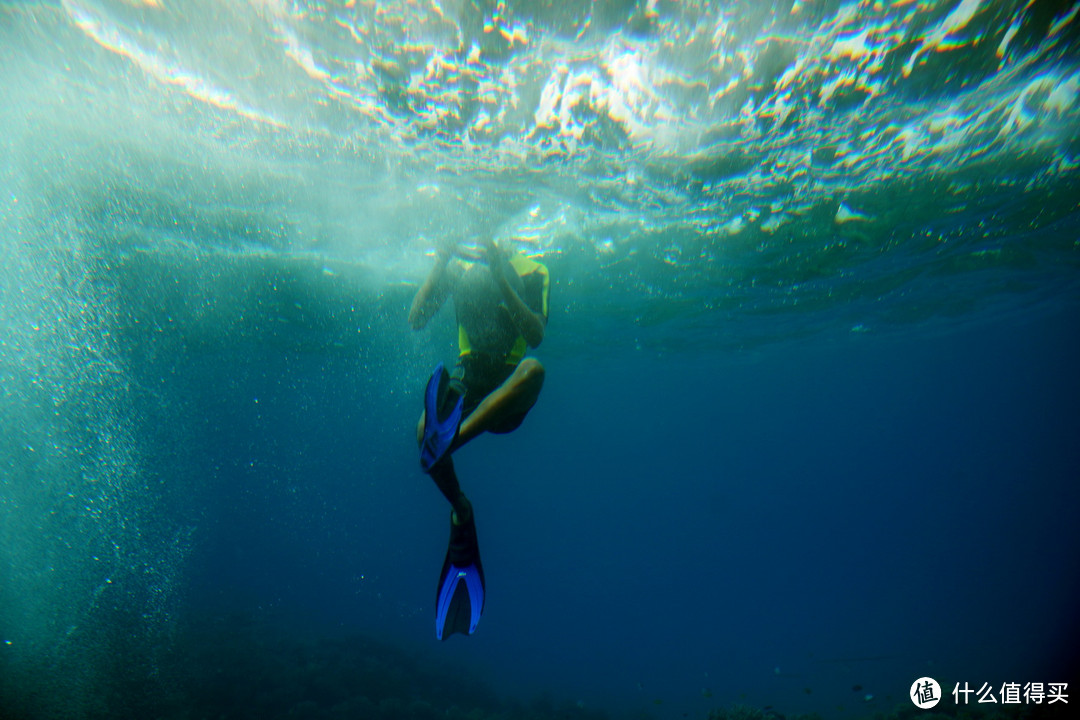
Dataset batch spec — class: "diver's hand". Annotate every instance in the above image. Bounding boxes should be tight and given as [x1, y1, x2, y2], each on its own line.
[451, 244, 486, 263]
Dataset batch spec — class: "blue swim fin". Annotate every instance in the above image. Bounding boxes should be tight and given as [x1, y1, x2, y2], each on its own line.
[435, 509, 485, 640]
[420, 362, 463, 473]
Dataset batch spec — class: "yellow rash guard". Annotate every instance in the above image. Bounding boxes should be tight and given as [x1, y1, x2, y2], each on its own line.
[456, 252, 549, 366]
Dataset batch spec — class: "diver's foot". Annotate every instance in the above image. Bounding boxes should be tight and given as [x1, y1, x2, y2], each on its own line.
[421, 363, 464, 472]
[435, 496, 484, 640]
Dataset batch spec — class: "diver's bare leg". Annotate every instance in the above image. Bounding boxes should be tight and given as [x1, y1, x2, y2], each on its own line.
[454, 358, 545, 449]
[416, 359, 543, 524]
[415, 357, 544, 454]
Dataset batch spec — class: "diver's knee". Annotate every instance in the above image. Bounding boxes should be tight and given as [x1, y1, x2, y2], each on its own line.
[518, 358, 545, 389]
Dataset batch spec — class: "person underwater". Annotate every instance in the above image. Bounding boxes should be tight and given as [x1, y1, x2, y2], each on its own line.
[408, 237, 549, 639]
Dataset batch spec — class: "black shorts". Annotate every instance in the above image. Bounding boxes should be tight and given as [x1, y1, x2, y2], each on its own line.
[452, 354, 527, 434]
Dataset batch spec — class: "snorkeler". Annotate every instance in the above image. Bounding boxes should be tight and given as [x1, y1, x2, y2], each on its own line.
[408, 237, 549, 640]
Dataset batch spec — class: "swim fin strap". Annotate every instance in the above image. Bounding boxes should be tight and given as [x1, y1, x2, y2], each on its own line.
[435, 511, 485, 640]
[420, 362, 464, 473]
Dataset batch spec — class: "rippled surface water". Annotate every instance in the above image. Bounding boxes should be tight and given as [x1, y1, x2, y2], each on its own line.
[4, 0, 1079, 347]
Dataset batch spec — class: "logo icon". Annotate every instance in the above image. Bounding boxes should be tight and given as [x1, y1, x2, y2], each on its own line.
[911, 677, 941, 709]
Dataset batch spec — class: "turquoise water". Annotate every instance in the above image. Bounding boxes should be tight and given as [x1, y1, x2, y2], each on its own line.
[1, 1, 1079, 719]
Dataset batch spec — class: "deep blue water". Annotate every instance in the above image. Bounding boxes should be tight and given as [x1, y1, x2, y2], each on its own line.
[3, 1, 1080, 718]
[37, 280, 1070, 718]
[167, 300, 1080, 720]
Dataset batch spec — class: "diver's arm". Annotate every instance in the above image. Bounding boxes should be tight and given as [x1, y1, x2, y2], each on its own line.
[500, 279, 545, 347]
[408, 248, 453, 330]
[486, 243, 546, 347]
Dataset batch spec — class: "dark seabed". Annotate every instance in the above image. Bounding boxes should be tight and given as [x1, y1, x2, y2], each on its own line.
[2, 1, 1079, 719]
